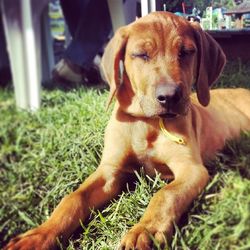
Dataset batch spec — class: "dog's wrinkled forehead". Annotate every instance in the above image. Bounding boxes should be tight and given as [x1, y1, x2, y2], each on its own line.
[132, 13, 192, 38]
[126, 12, 194, 53]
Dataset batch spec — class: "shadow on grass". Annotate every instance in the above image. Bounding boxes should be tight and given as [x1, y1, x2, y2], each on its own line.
[207, 132, 250, 179]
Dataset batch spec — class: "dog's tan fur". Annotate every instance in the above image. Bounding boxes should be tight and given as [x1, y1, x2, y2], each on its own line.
[5, 12, 250, 250]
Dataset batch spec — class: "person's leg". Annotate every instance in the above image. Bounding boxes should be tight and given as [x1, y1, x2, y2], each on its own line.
[53, 0, 112, 85]
[63, 0, 112, 69]
[59, 0, 90, 36]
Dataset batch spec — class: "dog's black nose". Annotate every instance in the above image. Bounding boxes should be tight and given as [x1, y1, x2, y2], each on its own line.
[156, 83, 182, 106]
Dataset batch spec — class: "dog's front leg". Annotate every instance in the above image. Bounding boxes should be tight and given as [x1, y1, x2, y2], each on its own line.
[120, 163, 209, 250]
[4, 165, 126, 250]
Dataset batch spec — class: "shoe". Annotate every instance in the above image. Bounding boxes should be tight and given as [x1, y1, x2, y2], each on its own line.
[52, 58, 83, 85]
[82, 64, 105, 85]
[52, 58, 105, 86]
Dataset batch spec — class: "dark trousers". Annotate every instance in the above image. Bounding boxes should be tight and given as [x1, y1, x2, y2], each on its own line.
[60, 0, 112, 69]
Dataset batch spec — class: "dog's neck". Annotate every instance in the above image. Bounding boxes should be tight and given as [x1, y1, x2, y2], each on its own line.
[159, 117, 186, 145]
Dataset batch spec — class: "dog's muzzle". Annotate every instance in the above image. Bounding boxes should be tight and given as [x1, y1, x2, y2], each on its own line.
[155, 83, 183, 118]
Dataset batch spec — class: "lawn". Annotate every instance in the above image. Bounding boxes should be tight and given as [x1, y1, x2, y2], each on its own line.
[0, 61, 250, 250]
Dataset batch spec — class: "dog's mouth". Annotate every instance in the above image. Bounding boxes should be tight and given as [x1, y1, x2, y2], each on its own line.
[139, 96, 189, 119]
[159, 112, 179, 119]
[157, 100, 190, 119]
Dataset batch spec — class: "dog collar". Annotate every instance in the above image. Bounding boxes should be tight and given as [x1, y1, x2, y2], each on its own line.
[159, 118, 186, 145]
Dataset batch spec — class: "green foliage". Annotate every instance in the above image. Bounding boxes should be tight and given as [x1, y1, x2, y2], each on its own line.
[193, 0, 211, 12]
[212, 0, 236, 9]
[193, 0, 236, 12]
[164, 0, 181, 12]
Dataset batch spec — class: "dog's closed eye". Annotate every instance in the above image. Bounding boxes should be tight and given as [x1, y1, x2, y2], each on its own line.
[131, 52, 150, 61]
[178, 46, 196, 59]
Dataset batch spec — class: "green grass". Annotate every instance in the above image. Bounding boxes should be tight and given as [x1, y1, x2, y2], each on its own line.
[0, 61, 250, 249]
[216, 60, 250, 89]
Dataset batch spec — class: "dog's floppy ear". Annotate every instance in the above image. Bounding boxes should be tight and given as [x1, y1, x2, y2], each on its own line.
[192, 23, 226, 106]
[101, 27, 128, 109]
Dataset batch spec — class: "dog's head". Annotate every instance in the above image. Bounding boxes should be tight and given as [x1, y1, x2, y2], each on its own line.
[101, 12, 226, 118]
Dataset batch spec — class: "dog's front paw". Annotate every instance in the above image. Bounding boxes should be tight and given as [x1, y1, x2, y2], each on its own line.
[120, 221, 173, 250]
[4, 226, 57, 250]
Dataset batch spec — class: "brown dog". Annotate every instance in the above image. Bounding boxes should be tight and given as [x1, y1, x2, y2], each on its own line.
[5, 12, 250, 250]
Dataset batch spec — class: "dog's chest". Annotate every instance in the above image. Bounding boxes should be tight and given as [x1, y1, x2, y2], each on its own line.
[131, 121, 157, 156]
[131, 121, 173, 178]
